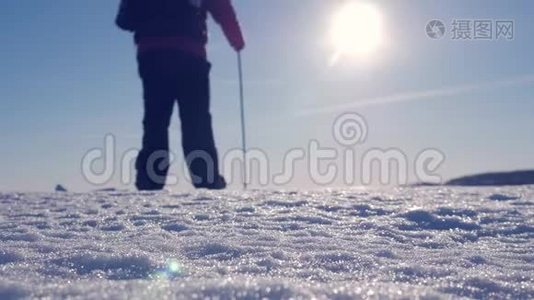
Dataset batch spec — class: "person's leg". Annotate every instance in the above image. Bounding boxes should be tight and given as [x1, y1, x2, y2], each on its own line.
[177, 57, 225, 189]
[136, 52, 176, 191]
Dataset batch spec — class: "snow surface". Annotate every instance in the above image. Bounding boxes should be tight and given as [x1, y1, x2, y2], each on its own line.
[0, 186, 533, 299]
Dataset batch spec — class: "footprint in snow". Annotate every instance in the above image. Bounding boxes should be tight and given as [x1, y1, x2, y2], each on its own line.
[162, 223, 189, 232]
[0, 250, 23, 265]
[100, 224, 126, 232]
[488, 194, 520, 201]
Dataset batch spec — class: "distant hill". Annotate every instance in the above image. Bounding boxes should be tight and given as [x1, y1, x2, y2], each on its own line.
[446, 170, 534, 186]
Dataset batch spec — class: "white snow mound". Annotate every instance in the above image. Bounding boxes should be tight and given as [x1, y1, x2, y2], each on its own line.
[0, 186, 533, 299]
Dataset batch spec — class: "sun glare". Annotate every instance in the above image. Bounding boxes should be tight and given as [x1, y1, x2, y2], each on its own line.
[330, 2, 383, 62]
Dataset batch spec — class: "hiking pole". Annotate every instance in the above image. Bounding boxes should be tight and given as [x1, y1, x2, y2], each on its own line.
[237, 51, 248, 190]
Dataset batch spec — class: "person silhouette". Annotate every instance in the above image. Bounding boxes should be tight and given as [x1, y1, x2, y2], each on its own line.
[116, 0, 245, 190]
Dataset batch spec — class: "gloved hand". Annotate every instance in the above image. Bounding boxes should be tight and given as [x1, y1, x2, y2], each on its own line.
[230, 32, 245, 52]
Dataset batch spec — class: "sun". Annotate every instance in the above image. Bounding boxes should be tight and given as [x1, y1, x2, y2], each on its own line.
[330, 2, 384, 61]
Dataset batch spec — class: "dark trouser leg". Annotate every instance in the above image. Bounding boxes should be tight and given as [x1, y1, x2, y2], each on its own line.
[177, 61, 223, 188]
[136, 54, 175, 191]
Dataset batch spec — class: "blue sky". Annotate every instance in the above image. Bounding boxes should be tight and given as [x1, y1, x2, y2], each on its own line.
[1, 0, 533, 192]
